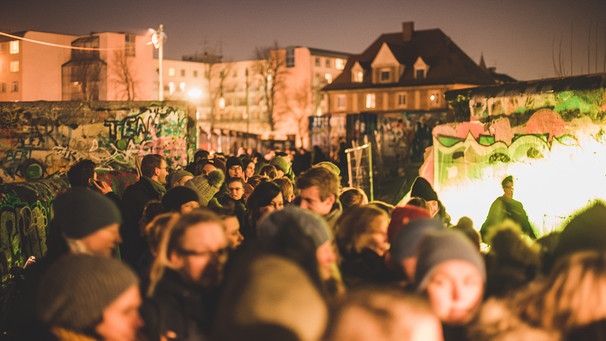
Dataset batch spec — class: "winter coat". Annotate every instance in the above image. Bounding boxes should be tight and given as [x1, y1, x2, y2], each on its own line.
[141, 268, 219, 341]
[120, 177, 165, 267]
[340, 248, 397, 288]
[481, 196, 537, 240]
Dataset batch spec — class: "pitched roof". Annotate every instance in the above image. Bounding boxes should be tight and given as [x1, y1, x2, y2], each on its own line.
[324, 28, 497, 91]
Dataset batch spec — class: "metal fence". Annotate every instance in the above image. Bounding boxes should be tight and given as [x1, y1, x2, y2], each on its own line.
[345, 142, 374, 202]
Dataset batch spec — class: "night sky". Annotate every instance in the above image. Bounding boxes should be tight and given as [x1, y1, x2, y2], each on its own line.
[2, 0, 606, 81]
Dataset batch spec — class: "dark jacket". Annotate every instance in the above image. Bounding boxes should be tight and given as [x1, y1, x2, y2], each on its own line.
[141, 269, 219, 341]
[481, 196, 537, 240]
[340, 248, 397, 289]
[120, 177, 165, 268]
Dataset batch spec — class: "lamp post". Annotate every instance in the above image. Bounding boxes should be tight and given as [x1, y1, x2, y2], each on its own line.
[149, 24, 166, 101]
[245, 67, 250, 149]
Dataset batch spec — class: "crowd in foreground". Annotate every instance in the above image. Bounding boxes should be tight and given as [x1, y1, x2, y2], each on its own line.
[3, 147, 606, 341]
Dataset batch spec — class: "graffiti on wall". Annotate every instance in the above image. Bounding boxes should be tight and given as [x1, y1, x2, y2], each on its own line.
[0, 101, 192, 184]
[418, 85, 606, 235]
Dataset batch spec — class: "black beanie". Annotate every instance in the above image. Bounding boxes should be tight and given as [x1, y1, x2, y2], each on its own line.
[226, 156, 244, 171]
[162, 186, 200, 212]
[410, 176, 438, 201]
[553, 201, 606, 261]
[53, 187, 122, 239]
[37, 254, 139, 332]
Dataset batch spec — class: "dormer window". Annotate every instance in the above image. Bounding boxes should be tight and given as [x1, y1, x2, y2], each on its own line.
[380, 68, 391, 82]
[414, 56, 429, 80]
[352, 62, 364, 83]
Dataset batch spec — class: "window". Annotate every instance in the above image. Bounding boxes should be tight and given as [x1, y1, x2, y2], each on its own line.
[10, 61, 19, 72]
[0, 43, 6, 54]
[179, 82, 186, 92]
[365, 93, 376, 109]
[324, 73, 333, 84]
[335, 58, 345, 70]
[168, 68, 176, 77]
[193, 70, 198, 77]
[429, 92, 441, 106]
[180, 69, 186, 77]
[315, 57, 321, 67]
[0, 82, 6, 93]
[380, 69, 391, 82]
[325, 59, 331, 68]
[336, 95, 346, 110]
[10, 81, 18, 92]
[124, 33, 136, 57]
[286, 48, 295, 68]
[9, 41, 19, 54]
[168, 82, 175, 95]
[353, 70, 363, 83]
[416, 69, 425, 79]
[397, 93, 407, 107]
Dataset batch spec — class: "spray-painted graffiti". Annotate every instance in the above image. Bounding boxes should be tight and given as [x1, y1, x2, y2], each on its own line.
[0, 101, 192, 184]
[417, 78, 606, 236]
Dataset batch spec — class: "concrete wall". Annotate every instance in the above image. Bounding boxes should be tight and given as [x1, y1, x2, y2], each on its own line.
[0, 101, 194, 184]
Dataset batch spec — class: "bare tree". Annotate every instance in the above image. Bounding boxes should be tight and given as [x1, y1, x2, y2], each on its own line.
[110, 50, 138, 100]
[286, 83, 312, 147]
[252, 42, 288, 131]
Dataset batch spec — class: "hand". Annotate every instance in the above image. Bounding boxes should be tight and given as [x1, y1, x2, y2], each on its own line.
[94, 180, 114, 195]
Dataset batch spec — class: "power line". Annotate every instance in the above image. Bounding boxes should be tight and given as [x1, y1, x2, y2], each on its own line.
[0, 31, 123, 51]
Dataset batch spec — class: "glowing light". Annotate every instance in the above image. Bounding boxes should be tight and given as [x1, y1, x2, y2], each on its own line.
[187, 88, 202, 99]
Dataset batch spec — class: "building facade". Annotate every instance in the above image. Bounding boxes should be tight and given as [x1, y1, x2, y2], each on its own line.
[321, 22, 507, 174]
[0, 30, 155, 102]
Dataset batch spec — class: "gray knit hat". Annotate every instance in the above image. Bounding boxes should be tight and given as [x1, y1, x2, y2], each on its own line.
[53, 187, 122, 239]
[185, 169, 225, 206]
[414, 230, 486, 291]
[169, 169, 194, 188]
[390, 217, 445, 263]
[37, 254, 139, 332]
[258, 206, 332, 248]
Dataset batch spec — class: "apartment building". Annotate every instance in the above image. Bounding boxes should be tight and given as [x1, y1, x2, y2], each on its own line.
[0, 30, 155, 102]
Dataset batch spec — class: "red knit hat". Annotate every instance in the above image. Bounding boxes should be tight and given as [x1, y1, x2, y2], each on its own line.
[387, 205, 432, 244]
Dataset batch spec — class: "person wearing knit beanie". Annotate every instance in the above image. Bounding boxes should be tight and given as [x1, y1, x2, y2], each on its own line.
[313, 161, 341, 176]
[258, 206, 336, 280]
[549, 200, 606, 271]
[270, 155, 290, 178]
[162, 186, 200, 214]
[414, 230, 486, 325]
[390, 217, 444, 281]
[387, 205, 432, 244]
[169, 169, 194, 188]
[226, 156, 244, 179]
[37, 254, 142, 340]
[185, 169, 225, 206]
[52, 187, 123, 257]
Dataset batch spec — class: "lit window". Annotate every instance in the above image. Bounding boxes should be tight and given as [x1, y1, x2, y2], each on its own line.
[10, 61, 19, 72]
[430, 92, 441, 106]
[9, 41, 19, 54]
[168, 68, 176, 77]
[168, 82, 175, 95]
[397, 93, 407, 107]
[324, 73, 332, 84]
[353, 70, 363, 83]
[365, 93, 376, 109]
[335, 59, 345, 70]
[336, 95, 346, 110]
[179, 82, 186, 92]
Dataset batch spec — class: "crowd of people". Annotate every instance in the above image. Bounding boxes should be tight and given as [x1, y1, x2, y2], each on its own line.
[4, 147, 606, 341]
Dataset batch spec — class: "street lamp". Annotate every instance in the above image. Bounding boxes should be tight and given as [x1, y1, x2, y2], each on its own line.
[148, 24, 166, 101]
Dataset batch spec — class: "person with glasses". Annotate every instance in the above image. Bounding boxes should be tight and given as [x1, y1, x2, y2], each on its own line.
[480, 175, 537, 242]
[142, 208, 228, 341]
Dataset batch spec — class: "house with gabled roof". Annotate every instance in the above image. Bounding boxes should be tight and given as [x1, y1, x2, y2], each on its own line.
[318, 21, 513, 176]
